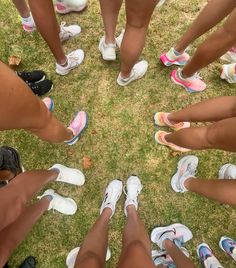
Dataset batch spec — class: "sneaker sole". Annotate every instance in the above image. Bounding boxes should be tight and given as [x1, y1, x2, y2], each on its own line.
[171, 155, 198, 192]
[151, 223, 193, 247]
[66, 112, 89, 145]
[196, 243, 211, 258]
[219, 236, 230, 254]
[171, 74, 197, 93]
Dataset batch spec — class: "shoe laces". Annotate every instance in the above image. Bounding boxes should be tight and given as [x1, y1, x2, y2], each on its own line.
[60, 21, 74, 38]
[67, 51, 81, 62]
[28, 82, 40, 91]
[185, 162, 197, 176]
[123, 182, 142, 200]
[192, 72, 202, 80]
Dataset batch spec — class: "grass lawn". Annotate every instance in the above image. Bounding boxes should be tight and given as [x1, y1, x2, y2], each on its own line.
[0, 0, 236, 267]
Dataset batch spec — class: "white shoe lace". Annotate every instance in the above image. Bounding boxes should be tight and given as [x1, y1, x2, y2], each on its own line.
[60, 21, 74, 40]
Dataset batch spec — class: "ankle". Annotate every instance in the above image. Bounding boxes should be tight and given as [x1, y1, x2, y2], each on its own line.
[163, 238, 173, 249]
[167, 113, 179, 125]
[120, 72, 131, 80]
[57, 57, 68, 66]
[101, 207, 112, 220]
[183, 177, 193, 190]
[105, 35, 116, 45]
[174, 47, 184, 55]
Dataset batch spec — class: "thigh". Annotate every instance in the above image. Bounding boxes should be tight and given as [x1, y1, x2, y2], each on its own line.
[125, 0, 157, 27]
[118, 242, 155, 268]
[206, 117, 236, 152]
[0, 61, 49, 131]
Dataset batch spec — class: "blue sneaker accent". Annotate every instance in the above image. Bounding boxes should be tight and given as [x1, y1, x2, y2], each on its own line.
[219, 236, 236, 256]
[197, 243, 213, 262]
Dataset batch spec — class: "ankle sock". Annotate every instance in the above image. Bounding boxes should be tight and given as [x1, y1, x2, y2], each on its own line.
[21, 14, 33, 23]
[45, 195, 54, 202]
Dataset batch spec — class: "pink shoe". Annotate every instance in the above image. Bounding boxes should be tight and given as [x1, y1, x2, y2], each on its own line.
[154, 131, 190, 152]
[171, 69, 206, 93]
[65, 111, 88, 145]
[42, 97, 54, 111]
[160, 48, 190, 67]
[154, 112, 190, 131]
[55, 0, 87, 14]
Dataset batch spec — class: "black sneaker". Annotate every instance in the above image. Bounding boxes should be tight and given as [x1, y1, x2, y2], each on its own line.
[19, 256, 37, 268]
[28, 79, 53, 96]
[0, 146, 23, 178]
[17, 70, 46, 83]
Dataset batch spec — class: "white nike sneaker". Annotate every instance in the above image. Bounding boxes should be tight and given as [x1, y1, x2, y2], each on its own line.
[124, 175, 143, 216]
[116, 29, 125, 48]
[117, 60, 148, 86]
[37, 189, 77, 215]
[219, 163, 236, 179]
[171, 155, 198, 193]
[49, 164, 85, 186]
[151, 223, 193, 250]
[100, 180, 123, 217]
[59, 22, 81, 42]
[99, 36, 116, 61]
[56, 49, 84, 75]
[66, 247, 111, 268]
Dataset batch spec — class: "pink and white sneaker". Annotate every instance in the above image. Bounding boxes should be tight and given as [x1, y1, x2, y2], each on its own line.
[154, 112, 190, 131]
[154, 130, 190, 153]
[42, 97, 54, 112]
[220, 63, 236, 84]
[22, 14, 36, 33]
[55, 0, 87, 14]
[65, 111, 88, 145]
[171, 69, 206, 93]
[160, 48, 190, 67]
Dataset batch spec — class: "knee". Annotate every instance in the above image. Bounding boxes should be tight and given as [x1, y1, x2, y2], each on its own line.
[76, 251, 103, 268]
[126, 17, 148, 30]
[205, 125, 218, 148]
[125, 240, 148, 256]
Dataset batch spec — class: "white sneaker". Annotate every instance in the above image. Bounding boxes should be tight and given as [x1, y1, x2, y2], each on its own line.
[37, 189, 77, 215]
[99, 36, 116, 61]
[22, 13, 36, 33]
[219, 163, 236, 179]
[116, 29, 125, 48]
[55, 0, 87, 14]
[56, 49, 84, 75]
[49, 164, 85, 186]
[171, 155, 198, 193]
[66, 247, 111, 268]
[100, 180, 123, 217]
[59, 22, 81, 43]
[156, 0, 167, 7]
[117, 60, 148, 86]
[124, 175, 143, 216]
[151, 223, 193, 250]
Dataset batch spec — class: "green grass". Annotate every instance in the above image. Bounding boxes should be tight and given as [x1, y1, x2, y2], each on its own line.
[0, 0, 236, 267]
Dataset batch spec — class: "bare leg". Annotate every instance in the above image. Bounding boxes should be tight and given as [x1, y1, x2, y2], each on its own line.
[0, 169, 58, 230]
[182, 8, 236, 77]
[0, 197, 50, 267]
[165, 117, 236, 152]
[168, 96, 236, 123]
[175, 0, 236, 53]
[120, 0, 157, 77]
[118, 205, 155, 268]
[185, 177, 236, 205]
[12, 0, 30, 18]
[74, 208, 111, 268]
[99, 0, 123, 44]
[0, 61, 73, 143]
[163, 240, 196, 268]
[28, 0, 66, 64]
